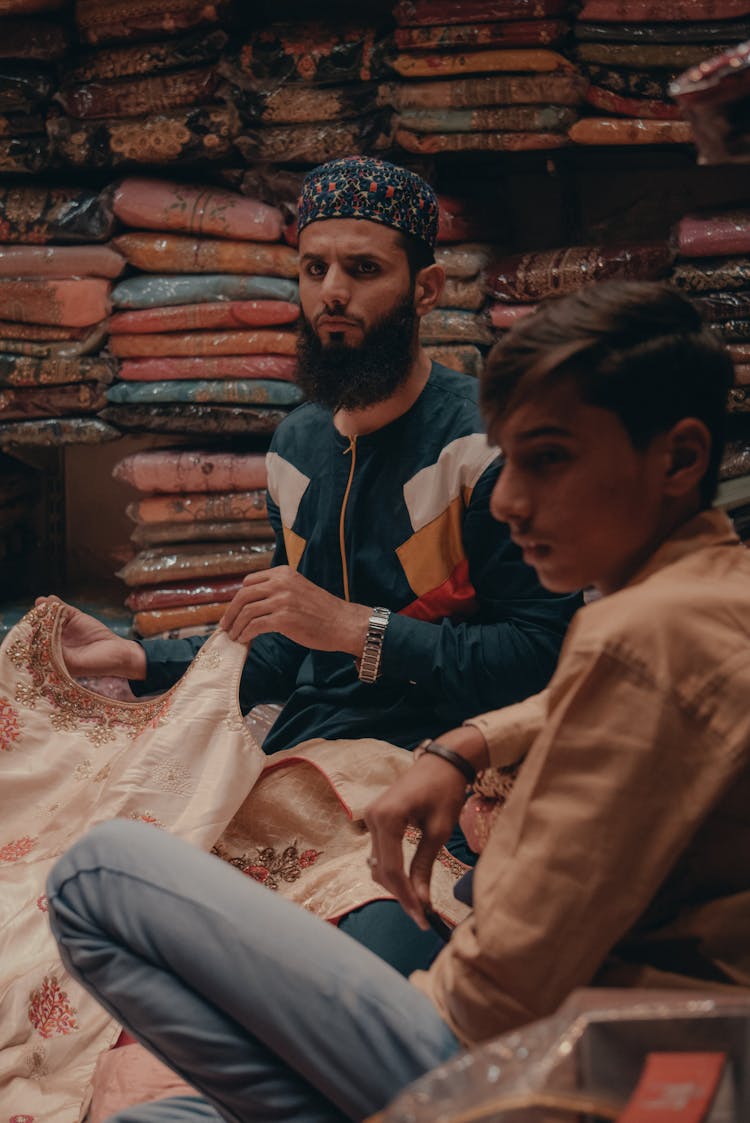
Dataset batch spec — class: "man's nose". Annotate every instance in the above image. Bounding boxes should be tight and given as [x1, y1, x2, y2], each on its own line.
[490, 464, 530, 526]
[320, 265, 350, 310]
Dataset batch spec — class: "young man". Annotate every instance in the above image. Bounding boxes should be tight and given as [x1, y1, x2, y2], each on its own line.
[53, 158, 577, 974]
[48, 280, 750, 1123]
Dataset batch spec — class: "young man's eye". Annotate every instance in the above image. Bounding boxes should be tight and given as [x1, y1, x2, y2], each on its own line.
[355, 261, 379, 275]
[528, 449, 568, 471]
[305, 262, 326, 278]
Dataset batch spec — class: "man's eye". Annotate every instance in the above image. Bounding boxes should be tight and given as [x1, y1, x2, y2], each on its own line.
[531, 450, 567, 469]
[306, 262, 326, 278]
[356, 262, 379, 275]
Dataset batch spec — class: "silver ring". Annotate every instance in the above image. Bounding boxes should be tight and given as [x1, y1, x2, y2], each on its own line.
[366, 855, 378, 869]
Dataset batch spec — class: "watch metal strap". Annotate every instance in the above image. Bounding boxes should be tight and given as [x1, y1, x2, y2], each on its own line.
[358, 606, 391, 683]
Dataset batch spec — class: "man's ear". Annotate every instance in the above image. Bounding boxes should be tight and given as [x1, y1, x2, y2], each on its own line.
[663, 418, 711, 497]
[414, 263, 445, 317]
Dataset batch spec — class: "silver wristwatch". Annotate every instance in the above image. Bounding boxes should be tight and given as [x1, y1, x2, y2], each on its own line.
[357, 606, 391, 683]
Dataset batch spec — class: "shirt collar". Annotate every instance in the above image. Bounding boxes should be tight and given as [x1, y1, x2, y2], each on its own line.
[624, 508, 740, 591]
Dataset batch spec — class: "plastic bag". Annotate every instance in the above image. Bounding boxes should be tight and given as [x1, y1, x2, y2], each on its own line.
[112, 177, 283, 242]
[0, 184, 115, 243]
[488, 243, 673, 302]
[64, 29, 227, 83]
[420, 309, 496, 345]
[130, 519, 275, 546]
[109, 301, 298, 335]
[394, 19, 568, 50]
[106, 378, 303, 407]
[0, 354, 115, 387]
[116, 541, 274, 586]
[385, 72, 587, 109]
[125, 576, 245, 610]
[676, 209, 750, 257]
[126, 488, 267, 525]
[75, 0, 231, 47]
[0, 382, 107, 419]
[0, 416, 118, 447]
[108, 329, 297, 358]
[0, 244, 125, 278]
[117, 355, 297, 382]
[397, 127, 568, 153]
[569, 118, 693, 144]
[0, 278, 111, 327]
[113, 448, 267, 493]
[393, 0, 569, 25]
[112, 273, 299, 310]
[388, 48, 574, 80]
[56, 66, 219, 120]
[100, 402, 288, 436]
[113, 233, 298, 277]
[438, 277, 486, 312]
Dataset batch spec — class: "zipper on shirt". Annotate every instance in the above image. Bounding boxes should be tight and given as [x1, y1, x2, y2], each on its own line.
[339, 436, 356, 602]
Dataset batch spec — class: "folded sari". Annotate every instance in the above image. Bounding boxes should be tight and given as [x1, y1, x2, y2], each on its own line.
[113, 234, 298, 278]
[134, 602, 227, 636]
[0, 381, 107, 419]
[0, 63, 52, 110]
[569, 118, 693, 145]
[585, 86, 681, 120]
[397, 127, 568, 153]
[0, 278, 111, 327]
[57, 66, 218, 120]
[393, 0, 569, 24]
[0, 321, 89, 341]
[575, 43, 718, 68]
[397, 105, 576, 132]
[0, 244, 125, 278]
[76, 0, 230, 45]
[578, 0, 750, 18]
[490, 302, 538, 327]
[127, 490, 267, 525]
[712, 319, 750, 339]
[579, 64, 678, 102]
[117, 541, 274, 585]
[65, 29, 227, 82]
[0, 354, 115, 386]
[117, 355, 297, 382]
[231, 23, 382, 86]
[125, 577, 245, 610]
[113, 178, 283, 243]
[671, 258, 750, 292]
[240, 116, 392, 166]
[114, 448, 267, 493]
[389, 48, 574, 79]
[489, 243, 673, 301]
[691, 291, 750, 322]
[112, 274, 299, 309]
[420, 309, 494, 344]
[423, 344, 483, 377]
[438, 276, 486, 311]
[0, 324, 107, 358]
[0, 416, 118, 447]
[385, 72, 587, 108]
[436, 243, 492, 278]
[727, 342, 750, 363]
[721, 438, 750, 478]
[0, 134, 49, 173]
[0, 184, 115, 243]
[130, 520, 275, 546]
[676, 211, 750, 257]
[575, 18, 750, 41]
[0, 16, 69, 58]
[100, 403, 288, 436]
[109, 301, 298, 334]
[109, 330, 297, 358]
[252, 82, 377, 126]
[394, 20, 567, 49]
[107, 379, 303, 407]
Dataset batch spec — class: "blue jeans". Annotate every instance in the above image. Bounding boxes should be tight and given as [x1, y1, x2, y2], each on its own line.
[47, 820, 461, 1123]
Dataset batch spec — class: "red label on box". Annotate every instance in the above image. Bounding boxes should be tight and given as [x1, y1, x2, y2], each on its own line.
[618, 1052, 728, 1123]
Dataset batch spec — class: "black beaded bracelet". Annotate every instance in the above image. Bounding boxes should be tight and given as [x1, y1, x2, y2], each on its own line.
[414, 739, 477, 785]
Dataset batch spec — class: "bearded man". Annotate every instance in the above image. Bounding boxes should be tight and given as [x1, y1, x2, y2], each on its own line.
[55, 157, 580, 973]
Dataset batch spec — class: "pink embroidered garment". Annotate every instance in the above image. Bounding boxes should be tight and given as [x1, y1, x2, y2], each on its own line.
[0, 600, 469, 1118]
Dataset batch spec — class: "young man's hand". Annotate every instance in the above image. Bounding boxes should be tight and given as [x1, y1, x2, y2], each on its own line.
[35, 596, 147, 680]
[220, 566, 371, 658]
[364, 726, 489, 929]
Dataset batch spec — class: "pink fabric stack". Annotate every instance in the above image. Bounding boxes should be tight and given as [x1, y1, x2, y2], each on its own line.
[113, 447, 275, 640]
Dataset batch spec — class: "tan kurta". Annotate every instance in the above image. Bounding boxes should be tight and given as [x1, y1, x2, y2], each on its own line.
[413, 510, 750, 1046]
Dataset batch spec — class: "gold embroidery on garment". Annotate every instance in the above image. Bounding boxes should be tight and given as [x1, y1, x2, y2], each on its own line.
[404, 825, 468, 879]
[0, 694, 22, 750]
[129, 810, 166, 829]
[212, 840, 322, 891]
[151, 757, 195, 795]
[74, 758, 93, 781]
[195, 647, 222, 671]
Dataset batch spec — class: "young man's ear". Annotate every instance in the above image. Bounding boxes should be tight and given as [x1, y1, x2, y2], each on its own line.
[664, 418, 711, 497]
[414, 263, 445, 317]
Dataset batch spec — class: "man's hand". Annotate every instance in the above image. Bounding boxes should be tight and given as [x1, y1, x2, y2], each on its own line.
[220, 566, 371, 657]
[364, 726, 490, 929]
[35, 596, 147, 680]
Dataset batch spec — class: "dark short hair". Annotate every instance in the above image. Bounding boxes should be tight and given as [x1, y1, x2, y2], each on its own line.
[398, 230, 435, 281]
[481, 281, 734, 506]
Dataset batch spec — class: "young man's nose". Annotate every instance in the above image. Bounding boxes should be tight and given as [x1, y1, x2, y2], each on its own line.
[490, 464, 530, 526]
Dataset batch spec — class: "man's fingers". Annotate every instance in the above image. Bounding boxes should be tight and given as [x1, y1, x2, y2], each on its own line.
[409, 833, 444, 915]
[366, 809, 428, 929]
[220, 576, 273, 631]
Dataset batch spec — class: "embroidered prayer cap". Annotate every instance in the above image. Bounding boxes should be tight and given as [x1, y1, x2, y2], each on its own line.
[298, 156, 439, 251]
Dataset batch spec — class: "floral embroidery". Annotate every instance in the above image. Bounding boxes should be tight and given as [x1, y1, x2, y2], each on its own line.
[195, 646, 222, 670]
[36, 895, 48, 913]
[404, 826, 468, 879]
[212, 841, 322, 890]
[129, 811, 165, 829]
[93, 762, 112, 783]
[0, 836, 36, 863]
[150, 757, 194, 796]
[8, 602, 173, 745]
[28, 976, 78, 1039]
[0, 696, 21, 750]
[74, 759, 93, 781]
[22, 1046, 49, 1080]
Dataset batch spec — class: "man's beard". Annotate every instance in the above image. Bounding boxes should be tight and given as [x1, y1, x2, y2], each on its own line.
[295, 296, 418, 412]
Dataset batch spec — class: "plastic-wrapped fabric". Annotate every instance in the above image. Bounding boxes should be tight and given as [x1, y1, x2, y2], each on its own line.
[0, 244, 125, 278]
[490, 301, 538, 327]
[130, 520, 275, 546]
[675, 210, 750, 257]
[118, 355, 297, 383]
[575, 42, 718, 68]
[393, 0, 569, 24]
[0, 135, 50, 173]
[109, 330, 296, 358]
[585, 86, 681, 120]
[116, 541, 274, 586]
[65, 30, 228, 83]
[734, 362, 750, 384]
[0, 278, 111, 327]
[0, 185, 115, 244]
[237, 116, 393, 166]
[113, 178, 283, 243]
[489, 243, 673, 302]
[389, 49, 574, 79]
[728, 342, 750, 362]
[75, 0, 231, 47]
[438, 276, 486, 311]
[575, 18, 750, 41]
[671, 39, 750, 166]
[0, 110, 45, 135]
[0, 64, 52, 111]
[424, 343, 483, 376]
[0, 18, 68, 58]
[113, 234, 298, 278]
[569, 118, 693, 145]
[691, 291, 750, 322]
[672, 257, 750, 292]
[100, 403, 288, 436]
[420, 309, 494, 344]
[580, 64, 678, 101]
[0, 323, 107, 358]
[231, 24, 384, 86]
[109, 301, 298, 335]
[397, 105, 576, 133]
[385, 72, 587, 109]
[243, 83, 380, 126]
[56, 66, 219, 120]
[0, 382, 107, 419]
[397, 128, 568, 153]
[133, 602, 227, 636]
[127, 489, 267, 525]
[0, 354, 115, 387]
[436, 243, 492, 278]
[114, 448, 267, 493]
[721, 438, 750, 477]
[46, 105, 241, 169]
[0, 321, 87, 341]
[107, 378, 303, 407]
[578, 0, 750, 18]
[714, 318, 750, 339]
[125, 577, 244, 610]
[394, 20, 567, 49]
[0, 416, 118, 447]
[112, 273, 299, 310]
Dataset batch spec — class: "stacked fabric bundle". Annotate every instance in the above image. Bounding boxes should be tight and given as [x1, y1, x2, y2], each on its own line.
[672, 207, 750, 501]
[47, 0, 240, 169]
[222, 20, 392, 166]
[0, 9, 69, 174]
[487, 240, 674, 334]
[0, 183, 124, 450]
[386, 0, 584, 155]
[569, 0, 750, 147]
[102, 177, 304, 439]
[113, 448, 275, 640]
